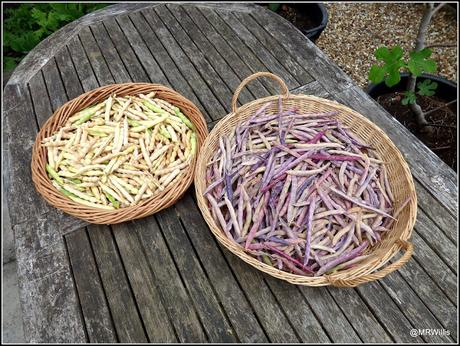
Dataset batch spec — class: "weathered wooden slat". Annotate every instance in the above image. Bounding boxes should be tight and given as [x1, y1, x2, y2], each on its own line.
[356, 281, 424, 343]
[396, 254, 457, 341]
[232, 11, 314, 86]
[411, 232, 457, 303]
[332, 86, 457, 217]
[154, 6, 235, 114]
[166, 4, 255, 107]
[4, 84, 53, 226]
[215, 9, 301, 90]
[219, 247, 301, 343]
[174, 193, 268, 343]
[298, 287, 362, 343]
[140, 7, 226, 121]
[66, 229, 117, 343]
[414, 210, 457, 274]
[111, 223, 177, 342]
[115, 14, 170, 86]
[290, 80, 330, 98]
[252, 8, 355, 94]
[414, 179, 456, 244]
[127, 10, 212, 123]
[66, 36, 100, 92]
[28, 71, 53, 127]
[379, 271, 454, 343]
[263, 277, 330, 343]
[87, 224, 147, 343]
[54, 48, 85, 100]
[78, 26, 115, 86]
[42, 59, 69, 111]
[194, 6, 280, 95]
[326, 287, 394, 342]
[155, 207, 237, 343]
[132, 216, 208, 343]
[89, 22, 133, 84]
[14, 219, 86, 343]
[100, 18, 150, 82]
[183, 5, 273, 100]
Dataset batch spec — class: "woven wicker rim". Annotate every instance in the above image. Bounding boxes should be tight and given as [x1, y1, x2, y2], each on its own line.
[31, 83, 208, 224]
[195, 72, 417, 287]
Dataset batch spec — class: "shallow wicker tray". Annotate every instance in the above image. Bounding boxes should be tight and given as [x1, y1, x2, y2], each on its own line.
[32, 83, 208, 224]
[195, 72, 417, 287]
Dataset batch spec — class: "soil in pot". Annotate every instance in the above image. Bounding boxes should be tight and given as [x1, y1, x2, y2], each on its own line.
[376, 92, 457, 171]
[275, 4, 317, 31]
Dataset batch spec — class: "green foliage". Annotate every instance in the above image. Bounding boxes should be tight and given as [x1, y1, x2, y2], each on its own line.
[402, 91, 417, 105]
[3, 3, 110, 71]
[268, 3, 281, 12]
[417, 79, 438, 96]
[368, 44, 438, 106]
[368, 46, 406, 87]
[407, 48, 437, 76]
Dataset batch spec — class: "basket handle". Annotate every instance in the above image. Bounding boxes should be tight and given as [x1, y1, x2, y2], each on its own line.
[326, 239, 414, 288]
[231, 72, 290, 113]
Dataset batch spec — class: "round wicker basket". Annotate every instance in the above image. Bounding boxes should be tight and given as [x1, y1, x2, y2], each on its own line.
[32, 83, 208, 224]
[195, 72, 417, 287]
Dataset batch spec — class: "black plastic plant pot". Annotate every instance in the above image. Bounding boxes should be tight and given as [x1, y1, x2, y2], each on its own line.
[366, 73, 457, 102]
[262, 3, 329, 43]
[292, 3, 329, 42]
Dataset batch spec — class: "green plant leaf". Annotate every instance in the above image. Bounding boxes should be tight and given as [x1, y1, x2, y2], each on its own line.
[374, 46, 404, 63]
[368, 65, 386, 84]
[402, 91, 417, 105]
[407, 48, 437, 76]
[417, 79, 438, 96]
[370, 45, 406, 87]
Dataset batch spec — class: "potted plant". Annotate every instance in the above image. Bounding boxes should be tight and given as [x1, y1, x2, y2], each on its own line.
[261, 3, 329, 42]
[366, 3, 457, 170]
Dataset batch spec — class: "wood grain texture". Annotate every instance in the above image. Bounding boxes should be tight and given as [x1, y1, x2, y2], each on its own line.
[252, 7, 355, 94]
[132, 216, 208, 343]
[379, 272, 454, 343]
[219, 247, 301, 343]
[174, 193, 268, 343]
[182, 5, 273, 100]
[140, 7, 226, 121]
[14, 220, 86, 343]
[87, 224, 147, 343]
[264, 277, 330, 343]
[194, 6, 281, 95]
[127, 10, 211, 122]
[99, 18, 150, 83]
[356, 281, 424, 343]
[111, 223, 177, 342]
[54, 48, 85, 99]
[66, 229, 117, 342]
[155, 207, 237, 343]
[87, 23, 133, 84]
[166, 4, 255, 107]
[298, 286, 361, 343]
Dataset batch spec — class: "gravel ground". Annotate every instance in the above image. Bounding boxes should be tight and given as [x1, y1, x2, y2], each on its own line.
[316, 3, 457, 88]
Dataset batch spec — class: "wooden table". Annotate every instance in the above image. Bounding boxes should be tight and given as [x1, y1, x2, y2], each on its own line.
[4, 3, 457, 343]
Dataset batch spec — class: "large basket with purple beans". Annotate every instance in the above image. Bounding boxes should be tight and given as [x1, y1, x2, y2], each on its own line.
[195, 72, 417, 287]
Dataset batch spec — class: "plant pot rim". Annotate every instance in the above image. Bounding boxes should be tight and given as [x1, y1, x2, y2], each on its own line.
[366, 72, 457, 94]
[291, 3, 329, 34]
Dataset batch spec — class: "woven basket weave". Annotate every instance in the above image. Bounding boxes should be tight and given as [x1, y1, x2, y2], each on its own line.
[32, 83, 208, 224]
[195, 72, 417, 287]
